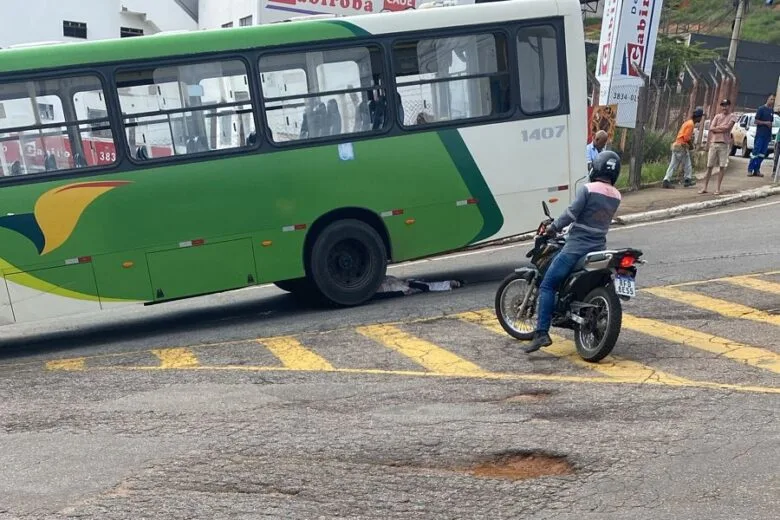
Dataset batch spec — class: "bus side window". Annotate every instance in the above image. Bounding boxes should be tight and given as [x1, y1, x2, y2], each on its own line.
[115, 59, 257, 160]
[516, 25, 563, 114]
[392, 32, 511, 128]
[0, 75, 116, 178]
[259, 45, 387, 144]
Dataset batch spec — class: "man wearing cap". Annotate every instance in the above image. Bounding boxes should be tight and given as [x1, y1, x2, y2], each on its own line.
[663, 107, 704, 189]
[699, 99, 736, 195]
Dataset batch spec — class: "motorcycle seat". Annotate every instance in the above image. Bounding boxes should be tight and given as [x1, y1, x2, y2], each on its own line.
[574, 250, 625, 271]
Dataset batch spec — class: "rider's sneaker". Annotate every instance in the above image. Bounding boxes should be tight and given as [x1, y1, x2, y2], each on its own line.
[523, 331, 553, 353]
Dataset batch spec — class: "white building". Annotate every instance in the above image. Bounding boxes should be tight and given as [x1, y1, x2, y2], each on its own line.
[199, 0, 462, 29]
[0, 0, 199, 49]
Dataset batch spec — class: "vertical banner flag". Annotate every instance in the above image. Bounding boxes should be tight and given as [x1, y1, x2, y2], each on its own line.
[595, 0, 664, 128]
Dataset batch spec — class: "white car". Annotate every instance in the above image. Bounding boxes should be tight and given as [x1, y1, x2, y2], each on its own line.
[730, 113, 779, 157]
[694, 119, 709, 144]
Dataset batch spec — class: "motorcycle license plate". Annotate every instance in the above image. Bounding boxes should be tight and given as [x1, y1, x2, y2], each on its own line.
[614, 275, 636, 297]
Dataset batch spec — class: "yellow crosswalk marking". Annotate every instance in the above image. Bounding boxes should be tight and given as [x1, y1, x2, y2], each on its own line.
[670, 270, 780, 288]
[645, 286, 780, 327]
[457, 309, 693, 385]
[623, 314, 780, 374]
[356, 324, 489, 376]
[261, 337, 334, 371]
[720, 275, 780, 296]
[151, 348, 199, 369]
[45, 358, 86, 371]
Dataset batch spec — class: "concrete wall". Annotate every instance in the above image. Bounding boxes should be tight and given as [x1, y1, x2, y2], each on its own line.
[199, 0, 260, 29]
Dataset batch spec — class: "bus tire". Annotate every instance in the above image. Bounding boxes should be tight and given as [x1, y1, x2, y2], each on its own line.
[307, 219, 387, 307]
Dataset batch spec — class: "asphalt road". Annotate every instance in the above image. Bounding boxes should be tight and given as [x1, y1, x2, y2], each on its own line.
[1, 198, 779, 520]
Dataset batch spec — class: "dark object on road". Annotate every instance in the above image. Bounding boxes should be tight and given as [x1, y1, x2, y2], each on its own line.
[375, 276, 463, 298]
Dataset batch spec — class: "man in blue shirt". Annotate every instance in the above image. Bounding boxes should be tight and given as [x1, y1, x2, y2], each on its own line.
[586, 130, 609, 171]
[748, 93, 776, 177]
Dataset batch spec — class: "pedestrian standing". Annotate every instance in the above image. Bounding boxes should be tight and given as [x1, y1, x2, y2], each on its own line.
[699, 99, 736, 195]
[663, 107, 704, 189]
[586, 130, 609, 171]
[747, 93, 776, 177]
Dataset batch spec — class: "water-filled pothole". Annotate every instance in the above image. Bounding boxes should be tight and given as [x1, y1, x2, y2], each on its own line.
[464, 451, 574, 480]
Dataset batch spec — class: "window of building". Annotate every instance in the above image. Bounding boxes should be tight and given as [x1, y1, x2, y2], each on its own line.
[239, 16, 253, 27]
[517, 25, 562, 114]
[63, 21, 87, 39]
[222, 22, 233, 28]
[121, 27, 144, 38]
[116, 59, 257, 161]
[0, 75, 116, 177]
[392, 32, 510, 128]
[259, 45, 386, 143]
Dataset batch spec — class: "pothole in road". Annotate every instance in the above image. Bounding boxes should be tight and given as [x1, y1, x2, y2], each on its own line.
[463, 451, 574, 481]
[501, 389, 554, 403]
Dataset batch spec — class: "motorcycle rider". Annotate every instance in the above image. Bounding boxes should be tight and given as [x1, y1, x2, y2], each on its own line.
[523, 150, 623, 353]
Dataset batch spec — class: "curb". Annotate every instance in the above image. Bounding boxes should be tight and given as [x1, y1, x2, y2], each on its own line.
[612, 184, 780, 225]
[465, 184, 780, 251]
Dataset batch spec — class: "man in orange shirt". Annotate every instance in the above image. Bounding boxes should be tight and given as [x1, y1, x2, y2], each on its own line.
[663, 107, 704, 189]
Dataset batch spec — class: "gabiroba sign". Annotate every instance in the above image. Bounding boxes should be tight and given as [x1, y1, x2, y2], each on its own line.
[595, 0, 664, 128]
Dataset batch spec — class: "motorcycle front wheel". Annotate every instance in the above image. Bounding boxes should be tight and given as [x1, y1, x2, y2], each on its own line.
[575, 286, 622, 362]
[494, 273, 537, 340]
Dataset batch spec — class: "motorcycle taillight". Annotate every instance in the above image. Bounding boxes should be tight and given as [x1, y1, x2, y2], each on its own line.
[619, 255, 635, 269]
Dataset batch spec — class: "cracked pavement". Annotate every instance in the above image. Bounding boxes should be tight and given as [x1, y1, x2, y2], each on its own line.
[0, 199, 778, 519]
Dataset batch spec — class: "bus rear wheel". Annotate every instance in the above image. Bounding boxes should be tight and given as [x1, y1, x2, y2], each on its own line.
[308, 219, 387, 307]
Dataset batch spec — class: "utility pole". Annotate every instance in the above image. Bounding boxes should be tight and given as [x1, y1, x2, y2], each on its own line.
[727, 0, 746, 67]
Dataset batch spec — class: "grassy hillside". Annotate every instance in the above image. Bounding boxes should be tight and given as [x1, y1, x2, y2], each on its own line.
[585, 1, 780, 45]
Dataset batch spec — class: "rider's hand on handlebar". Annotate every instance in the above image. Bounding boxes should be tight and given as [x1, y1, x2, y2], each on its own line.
[543, 222, 556, 237]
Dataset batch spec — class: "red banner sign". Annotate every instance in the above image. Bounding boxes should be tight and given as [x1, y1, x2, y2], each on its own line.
[383, 0, 415, 11]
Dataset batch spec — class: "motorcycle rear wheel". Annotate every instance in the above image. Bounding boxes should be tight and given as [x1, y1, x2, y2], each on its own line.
[575, 286, 622, 362]
[495, 273, 537, 340]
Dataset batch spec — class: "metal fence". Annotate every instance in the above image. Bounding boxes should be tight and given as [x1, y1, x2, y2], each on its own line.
[586, 58, 739, 189]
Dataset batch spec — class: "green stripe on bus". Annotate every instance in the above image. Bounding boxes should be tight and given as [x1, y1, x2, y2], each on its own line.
[437, 129, 504, 243]
[326, 20, 372, 37]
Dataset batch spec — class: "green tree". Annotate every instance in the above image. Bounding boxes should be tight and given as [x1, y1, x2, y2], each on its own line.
[651, 34, 721, 84]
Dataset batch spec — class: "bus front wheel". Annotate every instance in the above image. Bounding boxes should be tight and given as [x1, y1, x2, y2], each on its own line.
[308, 219, 387, 307]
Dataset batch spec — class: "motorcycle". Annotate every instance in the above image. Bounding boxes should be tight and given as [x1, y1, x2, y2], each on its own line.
[495, 201, 644, 362]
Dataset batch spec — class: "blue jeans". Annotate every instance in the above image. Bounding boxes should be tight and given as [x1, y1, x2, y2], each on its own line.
[536, 252, 581, 333]
[748, 134, 770, 174]
[663, 148, 693, 182]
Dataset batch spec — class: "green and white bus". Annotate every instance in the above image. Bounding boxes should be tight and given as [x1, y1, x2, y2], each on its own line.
[0, 0, 586, 325]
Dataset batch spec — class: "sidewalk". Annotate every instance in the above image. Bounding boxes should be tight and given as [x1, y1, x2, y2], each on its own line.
[615, 156, 778, 217]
